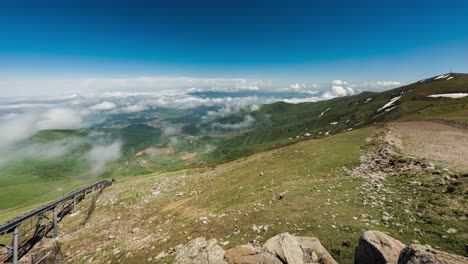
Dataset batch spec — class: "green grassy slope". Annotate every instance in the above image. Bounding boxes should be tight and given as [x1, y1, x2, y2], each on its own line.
[49, 125, 466, 264]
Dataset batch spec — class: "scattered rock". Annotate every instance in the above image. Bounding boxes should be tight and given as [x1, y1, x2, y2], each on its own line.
[398, 244, 468, 264]
[446, 228, 458, 234]
[155, 251, 167, 260]
[173, 237, 225, 264]
[354, 230, 405, 264]
[199, 217, 210, 224]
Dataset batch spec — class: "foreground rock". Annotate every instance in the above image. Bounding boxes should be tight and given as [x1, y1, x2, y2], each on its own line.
[173, 237, 226, 264]
[263, 232, 337, 264]
[224, 245, 282, 264]
[264, 233, 304, 264]
[295, 236, 337, 264]
[175, 233, 336, 264]
[355, 230, 405, 264]
[398, 244, 468, 264]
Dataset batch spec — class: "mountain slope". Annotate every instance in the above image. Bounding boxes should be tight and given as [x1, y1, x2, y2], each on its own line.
[210, 73, 468, 160]
[30, 122, 468, 264]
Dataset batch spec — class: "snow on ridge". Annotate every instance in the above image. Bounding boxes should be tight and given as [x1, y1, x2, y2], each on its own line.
[447, 77, 454, 80]
[377, 96, 401, 111]
[428, 93, 468, 98]
[318, 107, 332, 117]
[434, 74, 449, 80]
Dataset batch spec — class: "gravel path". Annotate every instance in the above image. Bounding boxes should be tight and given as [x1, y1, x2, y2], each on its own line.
[386, 121, 468, 171]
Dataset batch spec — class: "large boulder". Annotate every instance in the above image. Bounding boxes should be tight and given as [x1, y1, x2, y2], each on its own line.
[264, 233, 305, 264]
[398, 244, 468, 264]
[224, 245, 282, 264]
[354, 230, 405, 264]
[295, 236, 338, 264]
[263, 233, 337, 264]
[174, 237, 226, 264]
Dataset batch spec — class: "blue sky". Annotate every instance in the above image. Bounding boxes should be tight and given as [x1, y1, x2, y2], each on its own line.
[0, 0, 467, 95]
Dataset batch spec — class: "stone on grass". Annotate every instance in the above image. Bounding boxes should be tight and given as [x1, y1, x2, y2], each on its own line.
[398, 244, 468, 264]
[173, 237, 225, 264]
[354, 230, 405, 264]
[295, 236, 337, 264]
[264, 233, 304, 264]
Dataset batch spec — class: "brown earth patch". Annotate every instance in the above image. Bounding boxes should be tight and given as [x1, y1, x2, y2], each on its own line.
[180, 206, 209, 220]
[385, 121, 468, 171]
[180, 152, 198, 160]
[161, 197, 193, 212]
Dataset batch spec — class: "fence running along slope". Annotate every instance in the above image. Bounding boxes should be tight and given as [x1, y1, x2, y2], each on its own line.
[0, 180, 112, 263]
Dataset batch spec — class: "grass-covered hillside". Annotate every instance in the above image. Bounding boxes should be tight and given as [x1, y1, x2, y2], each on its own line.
[1, 73, 466, 220]
[32, 120, 467, 263]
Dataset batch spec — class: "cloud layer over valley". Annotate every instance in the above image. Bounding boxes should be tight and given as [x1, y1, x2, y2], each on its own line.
[0, 77, 402, 175]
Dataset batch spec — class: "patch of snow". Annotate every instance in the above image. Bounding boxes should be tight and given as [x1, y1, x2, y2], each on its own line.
[330, 121, 338, 125]
[434, 74, 449, 80]
[347, 128, 353, 131]
[318, 107, 332, 117]
[385, 106, 397, 112]
[353, 121, 365, 127]
[377, 96, 401, 111]
[446, 77, 454, 80]
[325, 130, 331, 135]
[365, 98, 372, 103]
[428, 93, 468, 98]
[305, 133, 311, 136]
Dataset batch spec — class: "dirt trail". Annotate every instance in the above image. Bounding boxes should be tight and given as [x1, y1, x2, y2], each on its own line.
[384, 121, 468, 171]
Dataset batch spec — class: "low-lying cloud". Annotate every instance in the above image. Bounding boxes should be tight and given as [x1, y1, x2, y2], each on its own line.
[211, 115, 256, 130]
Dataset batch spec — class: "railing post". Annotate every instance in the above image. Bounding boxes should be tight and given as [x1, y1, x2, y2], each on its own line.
[53, 206, 58, 237]
[73, 195, 77, 213]
[13, 226, 19, 264]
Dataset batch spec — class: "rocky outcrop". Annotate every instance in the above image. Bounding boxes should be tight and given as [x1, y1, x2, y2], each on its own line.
[264, 233, 304, 264]
[354, 230, 405, 264]
[173, 231, 468, 264]
[398, 244, 468, 264]
[174, 233, 336, 264]
[173, 237, 225, 264]
[224, 245, 282, 264]
[295, 236, 337, 264]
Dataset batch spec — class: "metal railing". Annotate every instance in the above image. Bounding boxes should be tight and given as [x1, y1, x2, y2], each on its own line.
[0, 180, 112, 263]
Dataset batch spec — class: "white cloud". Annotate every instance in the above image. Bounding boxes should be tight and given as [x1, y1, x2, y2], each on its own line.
[211, 115, 256, 130]
[86, 141, 122, 174]
[121, 104, 148, 113]
[332, 80, 348, 85]
[331, 86, 348, 96]
[36, 108, 86, 130]
[90, 101, 116, 111]
[353, 81, 402, 91]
